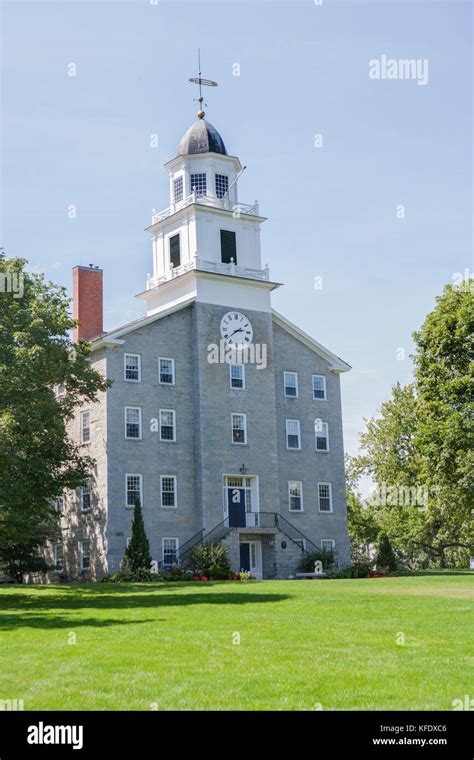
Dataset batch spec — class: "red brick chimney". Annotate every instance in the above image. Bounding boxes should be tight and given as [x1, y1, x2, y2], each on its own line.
[73, 265, 103, 342]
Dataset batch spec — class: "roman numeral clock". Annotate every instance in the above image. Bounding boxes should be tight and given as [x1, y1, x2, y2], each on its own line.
[220, 311, 253, 348]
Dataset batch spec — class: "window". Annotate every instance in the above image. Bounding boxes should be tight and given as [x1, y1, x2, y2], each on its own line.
[230, 364, 245, 389]
[220, 229, 237, 264]
[80, 411, 90, 444]
[190, 173, 206, 197]
[54, 496, 64, 513]
[288, 481, 303, 512]
[54, 383, 65, 398]
[80, 483, 91, 512]
[215, 173, 229, 199]
[173, 176, 183, 203]
[54, 544, 64, 571]
[294, 538, 306, 551]
[161, 476, 177, 508]
[318, 483, 333, 512]
[125, 407, 142, 439]
[232, 413, 247, 444]
[124, 353, 141, 382]
[321, 539, 335, 552]
[159, 357, 175, 385]
[223, 476, 255, 514]
[315, 420, 329, 451]
[162, 538, 179, 568]
[126, 474, 142, 508]
[284, 371, 298, 398]
[159, 409, 176, 441]
[312, 375, 327, 400]
[79, 540, 91, 571]
[169, 234, 181, 269]
[286, 419, 301, 450]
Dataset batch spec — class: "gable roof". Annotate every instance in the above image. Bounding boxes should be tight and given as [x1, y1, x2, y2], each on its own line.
[272, 310, 351, 373]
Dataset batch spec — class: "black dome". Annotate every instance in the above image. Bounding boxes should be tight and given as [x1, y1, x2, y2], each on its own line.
[178, 118, 227, 156]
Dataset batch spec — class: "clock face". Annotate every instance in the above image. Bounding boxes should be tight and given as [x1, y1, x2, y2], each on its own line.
[220, 311, 253, 347]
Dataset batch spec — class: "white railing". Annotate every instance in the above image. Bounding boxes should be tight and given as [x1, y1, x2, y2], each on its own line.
[151, 193, 260, 225]
[146, 254, 270, 290]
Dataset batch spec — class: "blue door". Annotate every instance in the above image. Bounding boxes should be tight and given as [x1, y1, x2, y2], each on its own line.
[240, 543, 250, 571]
[228, 488, 246, 527]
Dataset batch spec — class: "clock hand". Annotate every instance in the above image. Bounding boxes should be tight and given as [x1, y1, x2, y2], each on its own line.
[228, 327, 244, 338]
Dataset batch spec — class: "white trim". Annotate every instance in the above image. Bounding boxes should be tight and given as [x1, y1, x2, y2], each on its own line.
[79, 539, 91, 571]
[272, 310, 351, 373]
[160, 475, 177, 509]
[312, 374, 327, 400]
[80, 410, 91, 444]
[80, 482, 91, 513]
[231, 412, 247, 445]
[159, 408, 176, 442]
[162, 537, 179, 566]
[317, 482, 333, 513]
[321, 539, 335, 551]
[222, 474, 260, 518]
[124, 406, 143, 440]
[315, 420, 329, 452]
[125, 473, 143, 509]
[124, 353, 141, 383]
[229, 363, 246, 390]
[283, 370, 299, 398]
[285, 419, 301, 450]
[288, 480, 304, 512]
[53, 543, 64, 571]
[159, 357, 175, 386]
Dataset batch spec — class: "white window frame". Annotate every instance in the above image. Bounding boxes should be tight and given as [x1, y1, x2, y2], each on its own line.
[321, 539, 335, 552]
[162, 537, 179, 567]
[159, 408, 176, 442]
[229, 363, 245, 390]
[54, 383, 65, 398]
[80, 410, 90, 444]
[54, 543, 64, 571]
[80, 482, 91, 512]
[315, 420, 329, 452]
[79, 540, 91, 571]
[294, 538, 306, 552]
[160, 475, 177, 509]
[318, 482, 333, 513]
[288, 480, 304, 512]
[159, 357, 175, 386]
[283, 371, 299, 398]
[125, 406, 142, 440]
[54, 495, 64, 513]
[124, 353, 141, 383]
[125, 473, 143, 509]
[312, 374, 327, 400]
[231, 413, 247, 445]
[173, 175, 184, 203]
[285, 419, 301, 450]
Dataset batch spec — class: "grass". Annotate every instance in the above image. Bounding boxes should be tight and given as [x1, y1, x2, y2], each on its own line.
[0, 574, 472, 710]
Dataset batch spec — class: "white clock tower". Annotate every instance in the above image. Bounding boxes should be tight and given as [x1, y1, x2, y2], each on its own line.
[137, 107, 280, 316]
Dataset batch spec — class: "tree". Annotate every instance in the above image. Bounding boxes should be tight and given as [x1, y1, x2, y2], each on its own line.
[375, 534, 398, 572]
[345, 485, 379, 563]
[0, 253, 110, 580]
[350, 283, 474, 568]
[122, 497, 152, 573]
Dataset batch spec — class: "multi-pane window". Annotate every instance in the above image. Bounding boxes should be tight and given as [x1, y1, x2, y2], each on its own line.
[288, 481, 303, 511]
[312, 375, 327, 400]
[321, 539, 335, 552]
[126, 474, 142, 508]
[79, 540, 91, 571]
[215, 173, 229, 199]
[315, 420, 329, 451]
[125, 407, 142, 439]
[124, 353, 141, 382]
[159, 358, 175, 385]
[162, 538, 178, 568]
[55, 383, 65, 398]
[161, 476, 177, 508]
[318, 483, 333, 512]
[54, 495, 64, 513]
[190, 173, 206, 197]
[284, 371, 298, 397]
[230, 364, 245, 389]
[80, 483, 91, 512]
[169, 234, 181, 269]
[173, 176, 183, 203]
[80, 411, 90, 444]
[286, 419, 301, 449]
[159, 409, 176, 441]
[232, 413, 247, 444]
[220, 229, 237, 264]
[54, 544, 64, 571]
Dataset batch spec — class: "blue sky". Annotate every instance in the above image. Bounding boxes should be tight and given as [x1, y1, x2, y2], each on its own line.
[1, 0, 472, 477]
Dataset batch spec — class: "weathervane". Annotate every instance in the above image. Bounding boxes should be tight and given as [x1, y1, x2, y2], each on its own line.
[188, 49, 218, 119]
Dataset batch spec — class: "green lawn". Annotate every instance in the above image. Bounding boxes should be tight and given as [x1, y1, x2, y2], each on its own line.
[0, 574, 472, 710]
